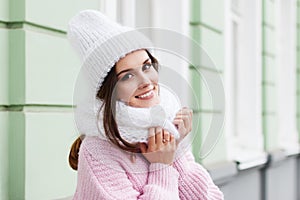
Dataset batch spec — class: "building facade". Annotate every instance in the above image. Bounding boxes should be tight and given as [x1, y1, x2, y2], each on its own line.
[0, 0, 299, 199]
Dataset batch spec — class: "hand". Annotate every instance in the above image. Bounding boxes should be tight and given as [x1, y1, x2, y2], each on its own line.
[173, 107, 193, 144]
[140, 127, 176, 165]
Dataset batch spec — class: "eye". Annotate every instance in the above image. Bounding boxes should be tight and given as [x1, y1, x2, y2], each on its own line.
[121, 73, 133, 81]
[142, 63, 153, 71]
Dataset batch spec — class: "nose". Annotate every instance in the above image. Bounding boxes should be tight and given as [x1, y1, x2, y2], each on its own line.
[137, 73, 151, 89]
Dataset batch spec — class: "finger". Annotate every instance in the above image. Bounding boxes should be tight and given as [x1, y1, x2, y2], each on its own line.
[182, 110, 193, 131]
[148, 127, 156, 147]
[173, 119, 184, 129]
[172, 134, 176, 143]
[173, 119, 187, 138]
[175, 113, 190, 121]
[176, 108, 191, 116]
[181, 115, 190, 130]
[174, 114, 191, 131]
[155, 127, 163, 145]
[174, 114, 191, 126]
[175, 114, 189, 122]
[169, 134, 176, 147]
[188, 110, 193, 131]
[181, 109, 193, 123]
[163, 130, 170, 143]
[189, 109, 193, 119]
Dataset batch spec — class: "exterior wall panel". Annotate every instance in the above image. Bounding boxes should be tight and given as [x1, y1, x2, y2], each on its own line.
[0, 111, 9, 200]
[0, 0, 9, 21]
[191, 0, 227, 166]
[0, 29, 9, 105]
[25, 30, 80, 105]
[200, 0, 224, 31]
[24, 111, 77, 199]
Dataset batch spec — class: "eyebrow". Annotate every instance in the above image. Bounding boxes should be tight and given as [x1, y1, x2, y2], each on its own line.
[116, 58, 150, 77]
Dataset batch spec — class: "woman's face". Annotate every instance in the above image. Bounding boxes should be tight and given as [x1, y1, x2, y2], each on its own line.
[115, 50, 160, 108]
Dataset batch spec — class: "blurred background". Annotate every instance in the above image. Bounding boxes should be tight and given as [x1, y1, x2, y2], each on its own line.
[0, 0, 300, 199]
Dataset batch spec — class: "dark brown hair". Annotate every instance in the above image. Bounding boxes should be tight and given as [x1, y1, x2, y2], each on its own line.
[69, 50, 158, 170]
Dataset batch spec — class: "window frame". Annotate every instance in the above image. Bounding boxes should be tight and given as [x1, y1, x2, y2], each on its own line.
[224, 0, 266, 168]
[276, 0, 300, 155]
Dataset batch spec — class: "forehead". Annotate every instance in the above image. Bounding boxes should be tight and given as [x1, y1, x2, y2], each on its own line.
[115, 50, 149, 73]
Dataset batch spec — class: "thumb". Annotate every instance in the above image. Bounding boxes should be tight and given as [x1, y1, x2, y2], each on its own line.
[139, 143, 147, 154]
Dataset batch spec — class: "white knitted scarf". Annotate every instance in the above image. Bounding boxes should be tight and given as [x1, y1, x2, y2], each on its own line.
[75, 85, 181, 143]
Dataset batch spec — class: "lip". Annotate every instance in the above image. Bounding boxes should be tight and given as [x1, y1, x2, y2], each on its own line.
[135, 89, 155, 100]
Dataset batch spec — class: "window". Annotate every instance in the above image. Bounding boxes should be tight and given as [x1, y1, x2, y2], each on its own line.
[224, 0, 266, 169]
[276, 0, 299, 155]
[99, 0, 118, 22]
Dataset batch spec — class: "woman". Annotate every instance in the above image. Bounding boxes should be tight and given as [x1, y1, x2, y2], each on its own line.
[68, 10, 223, 200]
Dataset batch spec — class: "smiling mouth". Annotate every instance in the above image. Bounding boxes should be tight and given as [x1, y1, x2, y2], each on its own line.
[135, 90, 154, 99]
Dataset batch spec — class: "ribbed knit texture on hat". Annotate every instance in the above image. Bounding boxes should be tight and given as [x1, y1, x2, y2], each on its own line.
[68, 9, 153, 92]
[69, 10, 155, 137]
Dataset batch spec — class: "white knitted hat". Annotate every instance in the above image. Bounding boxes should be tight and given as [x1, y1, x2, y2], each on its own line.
[69, 10, 155, 137]
[68, 9, 153, 92]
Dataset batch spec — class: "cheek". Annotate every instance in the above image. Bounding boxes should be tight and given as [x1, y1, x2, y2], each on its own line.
[150, 70, 159, 83]
[116, 82, 137, 100]
[115, 70, 159, 100]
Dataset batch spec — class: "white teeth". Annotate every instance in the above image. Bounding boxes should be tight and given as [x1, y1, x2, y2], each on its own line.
[138, 91, 152, 98]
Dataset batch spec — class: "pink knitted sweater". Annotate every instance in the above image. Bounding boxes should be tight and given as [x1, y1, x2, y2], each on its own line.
[73, 136, 224, 200]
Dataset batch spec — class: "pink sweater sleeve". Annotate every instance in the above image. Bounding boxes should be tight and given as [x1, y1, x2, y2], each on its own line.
[173, 151, 224, 200]
[73, 145, 180, 200]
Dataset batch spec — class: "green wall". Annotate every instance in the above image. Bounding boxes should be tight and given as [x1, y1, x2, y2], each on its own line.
[262, 0, 279, 151]
[190, 0, 227, 165]
[0, 0, 100, 199]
